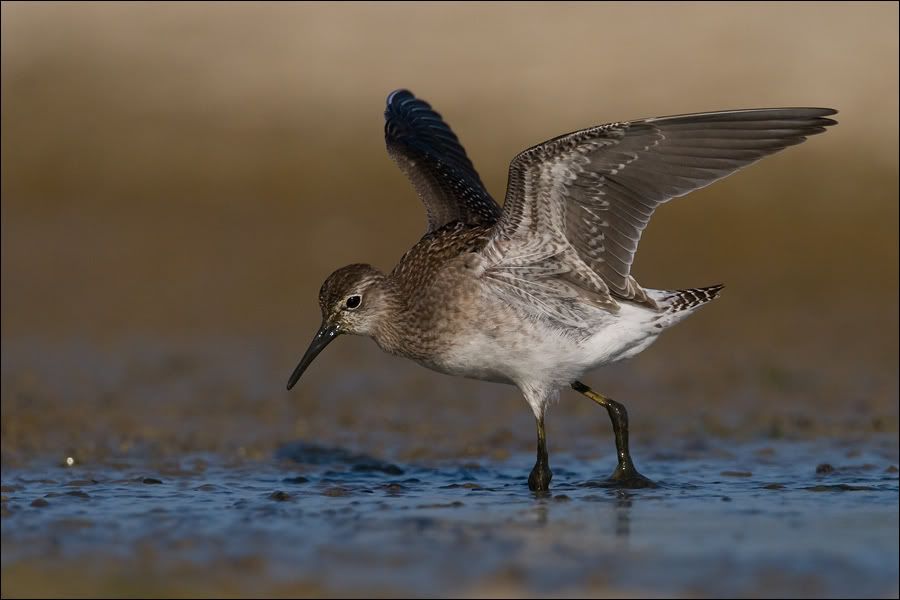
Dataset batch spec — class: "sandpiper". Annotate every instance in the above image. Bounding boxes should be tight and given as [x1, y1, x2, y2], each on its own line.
[288, 90, 836, 491]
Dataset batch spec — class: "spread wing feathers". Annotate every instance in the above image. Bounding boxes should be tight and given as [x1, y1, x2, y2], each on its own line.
[385, 89, 502, 232]
[481, 108, 837, 321]
[477, 234, 619, 329]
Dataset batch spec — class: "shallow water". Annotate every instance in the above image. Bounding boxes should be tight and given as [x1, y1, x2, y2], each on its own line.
[3, 438, 897, 598]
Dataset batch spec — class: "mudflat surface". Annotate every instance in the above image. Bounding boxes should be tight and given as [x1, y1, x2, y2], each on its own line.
[3, 437, 898, 598]
[2, 338, 898, 598]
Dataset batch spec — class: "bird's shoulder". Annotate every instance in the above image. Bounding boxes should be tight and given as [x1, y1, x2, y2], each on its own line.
[389, 221, 493, 292]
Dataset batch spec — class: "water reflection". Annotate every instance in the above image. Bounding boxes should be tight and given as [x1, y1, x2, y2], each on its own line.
[614, 490, 633, 539]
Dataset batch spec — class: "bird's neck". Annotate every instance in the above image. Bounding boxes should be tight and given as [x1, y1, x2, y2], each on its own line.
[370, 280, 426, 361]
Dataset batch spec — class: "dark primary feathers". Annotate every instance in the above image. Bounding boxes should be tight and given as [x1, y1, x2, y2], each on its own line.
[494, 108, 838, 303]
[385, 89, 502, 232]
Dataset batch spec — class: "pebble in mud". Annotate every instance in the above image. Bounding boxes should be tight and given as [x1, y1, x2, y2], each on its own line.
[30, 498, 49, 508]
[269, 491, 292, 502]
[816, 463, 836, 474]
[142, 478, 163, 484]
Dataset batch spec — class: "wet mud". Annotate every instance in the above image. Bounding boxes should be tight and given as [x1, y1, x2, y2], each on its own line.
[3, 437, 898, 598]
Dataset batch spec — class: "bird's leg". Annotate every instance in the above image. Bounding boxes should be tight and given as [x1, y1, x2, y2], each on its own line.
[528, 415, 553, 492]
[571, 381, 656, 488]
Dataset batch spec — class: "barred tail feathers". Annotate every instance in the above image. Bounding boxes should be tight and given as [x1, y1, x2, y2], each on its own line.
[643, 284, 724, 329]
[663, 284, 725, 313]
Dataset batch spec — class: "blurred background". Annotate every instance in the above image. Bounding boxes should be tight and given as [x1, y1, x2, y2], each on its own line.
[2, 2, 898, 597]
[3, 0, 897, 451]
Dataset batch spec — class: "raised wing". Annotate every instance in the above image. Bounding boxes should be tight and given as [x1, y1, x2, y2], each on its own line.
[385, 89, 502, 232]
[491, 108, 838, 303]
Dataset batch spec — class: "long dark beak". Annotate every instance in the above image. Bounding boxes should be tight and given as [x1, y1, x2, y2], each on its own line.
[286, 322, 340, 390]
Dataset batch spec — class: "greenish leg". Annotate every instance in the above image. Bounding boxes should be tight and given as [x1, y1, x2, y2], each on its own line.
[571, 381, 656, 488]
[528, 415, 553, 492]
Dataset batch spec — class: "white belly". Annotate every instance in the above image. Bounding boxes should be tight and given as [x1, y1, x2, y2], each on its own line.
[429, 301, 662, 389]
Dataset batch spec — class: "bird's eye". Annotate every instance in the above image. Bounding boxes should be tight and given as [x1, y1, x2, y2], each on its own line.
[345, 295, 361, 310]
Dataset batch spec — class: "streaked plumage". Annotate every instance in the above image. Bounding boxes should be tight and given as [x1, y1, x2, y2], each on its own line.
[288, 90, 837, 490]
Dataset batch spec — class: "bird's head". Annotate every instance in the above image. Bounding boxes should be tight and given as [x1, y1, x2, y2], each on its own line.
[286, 263, 389, 390]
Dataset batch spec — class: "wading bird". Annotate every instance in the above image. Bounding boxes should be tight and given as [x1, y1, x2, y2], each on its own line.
[287, 90, 836, 491]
